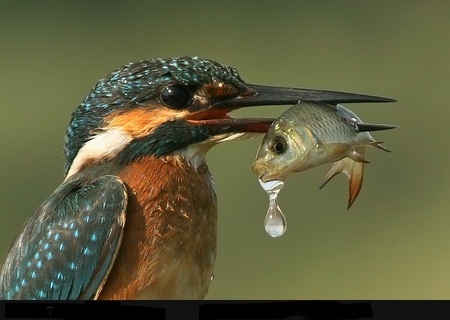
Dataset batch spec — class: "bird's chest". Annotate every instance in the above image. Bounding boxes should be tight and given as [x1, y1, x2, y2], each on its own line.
[98, 156, 218, 299]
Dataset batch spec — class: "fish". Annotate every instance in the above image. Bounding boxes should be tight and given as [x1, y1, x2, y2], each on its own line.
[252, 101, 397, 209]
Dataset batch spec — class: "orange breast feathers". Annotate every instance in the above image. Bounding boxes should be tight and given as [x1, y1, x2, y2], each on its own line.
[97, 155, 218, 299]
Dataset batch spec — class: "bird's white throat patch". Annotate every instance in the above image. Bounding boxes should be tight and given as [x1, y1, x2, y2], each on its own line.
[66, 128, 132, 180]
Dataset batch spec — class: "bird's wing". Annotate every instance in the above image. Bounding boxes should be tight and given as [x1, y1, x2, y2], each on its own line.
[0, 175, 127, 300]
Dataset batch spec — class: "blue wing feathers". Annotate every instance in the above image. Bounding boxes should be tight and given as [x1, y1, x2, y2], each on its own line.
[0, 175, 127, 300]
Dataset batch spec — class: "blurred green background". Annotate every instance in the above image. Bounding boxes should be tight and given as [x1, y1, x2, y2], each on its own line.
[1, 1, 449, 300]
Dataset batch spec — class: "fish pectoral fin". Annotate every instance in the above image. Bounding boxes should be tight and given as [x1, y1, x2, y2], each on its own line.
[319, 157, 364, 210]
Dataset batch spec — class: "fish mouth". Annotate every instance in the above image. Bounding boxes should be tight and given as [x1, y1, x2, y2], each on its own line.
[252, 159, 269, 180]
[252, 161, 287, 182]
[255, 167, 269, 181]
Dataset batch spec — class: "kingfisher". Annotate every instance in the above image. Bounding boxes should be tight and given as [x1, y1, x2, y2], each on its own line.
[0, 56, 394, 300]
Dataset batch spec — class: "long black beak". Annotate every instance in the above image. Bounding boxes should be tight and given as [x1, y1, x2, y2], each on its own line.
[213, 84, 396, 109]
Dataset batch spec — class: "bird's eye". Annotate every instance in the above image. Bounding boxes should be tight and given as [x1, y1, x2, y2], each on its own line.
[269, 136, 287, 154]
[161, 84, 192, 109]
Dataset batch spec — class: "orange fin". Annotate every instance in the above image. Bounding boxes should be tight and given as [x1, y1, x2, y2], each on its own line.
[319, 148, 366, 209]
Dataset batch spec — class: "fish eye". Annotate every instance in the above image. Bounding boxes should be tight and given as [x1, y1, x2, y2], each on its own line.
[269, 136, 287, 154]
[161, 84, 192, 109]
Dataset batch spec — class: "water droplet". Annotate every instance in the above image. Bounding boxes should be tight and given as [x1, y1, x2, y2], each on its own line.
[259, 179, 287, 237]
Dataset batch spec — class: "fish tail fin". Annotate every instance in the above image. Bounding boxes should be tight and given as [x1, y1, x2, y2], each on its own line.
[319, 147, 366, 209]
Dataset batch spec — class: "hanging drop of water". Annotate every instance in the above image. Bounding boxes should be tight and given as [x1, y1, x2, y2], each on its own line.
[259, 179, 287, 237]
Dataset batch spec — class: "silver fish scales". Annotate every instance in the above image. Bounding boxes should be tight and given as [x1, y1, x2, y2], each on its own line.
[253, 101, 397, 209]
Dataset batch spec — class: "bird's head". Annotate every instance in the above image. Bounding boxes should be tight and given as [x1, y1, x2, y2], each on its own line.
[64, 56, 394, 179]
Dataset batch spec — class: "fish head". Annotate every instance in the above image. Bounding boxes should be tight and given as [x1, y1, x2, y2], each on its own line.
[252, 116, 313, 182]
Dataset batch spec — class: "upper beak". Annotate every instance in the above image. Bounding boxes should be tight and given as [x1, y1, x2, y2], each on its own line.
[213, 84, 396, 109]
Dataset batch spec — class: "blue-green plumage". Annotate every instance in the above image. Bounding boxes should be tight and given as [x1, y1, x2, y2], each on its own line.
[0, 175, 127, 299]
